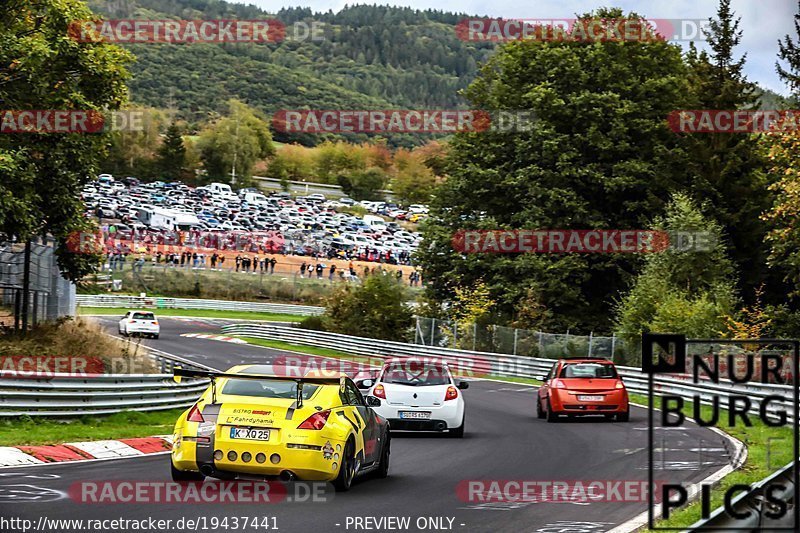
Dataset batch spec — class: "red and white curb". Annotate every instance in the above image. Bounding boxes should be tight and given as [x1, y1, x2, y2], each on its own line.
[180, 333, 247, 344]
[0, 436, 173, 467]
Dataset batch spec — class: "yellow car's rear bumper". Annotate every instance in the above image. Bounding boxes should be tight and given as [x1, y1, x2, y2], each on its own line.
[172, 433, 348, 482]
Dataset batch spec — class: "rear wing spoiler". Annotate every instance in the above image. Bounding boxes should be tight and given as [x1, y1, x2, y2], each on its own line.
[173, 366, 344, 407]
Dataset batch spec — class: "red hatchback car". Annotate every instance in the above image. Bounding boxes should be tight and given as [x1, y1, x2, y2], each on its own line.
[536, 358, 629, 422]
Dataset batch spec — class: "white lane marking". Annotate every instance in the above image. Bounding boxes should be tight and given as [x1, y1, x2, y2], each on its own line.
[0, 473, 60, 479]
[535, 521, 613, 532]
[0, 484, 66, 502]
[180, 333, 247, 344]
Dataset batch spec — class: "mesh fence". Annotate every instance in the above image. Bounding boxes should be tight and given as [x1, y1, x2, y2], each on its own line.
[0, 240, 76, 328]
[413, 317, 637, 363]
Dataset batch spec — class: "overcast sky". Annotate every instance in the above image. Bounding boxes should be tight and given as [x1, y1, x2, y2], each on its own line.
[243, 0, 798, 95]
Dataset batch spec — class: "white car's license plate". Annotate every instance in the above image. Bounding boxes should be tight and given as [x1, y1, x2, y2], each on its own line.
[399, 411, 431, 420]
[577, 395, 604, 402]
[230, 427, 270, 441]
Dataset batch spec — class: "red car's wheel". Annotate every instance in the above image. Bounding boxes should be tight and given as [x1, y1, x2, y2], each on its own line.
[546, 399, 559, 423]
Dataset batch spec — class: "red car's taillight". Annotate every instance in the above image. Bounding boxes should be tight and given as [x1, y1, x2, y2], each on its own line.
[373, 384, 386, 399]
[444, 386, 458, 401]
[297, 409, 331, 430]
[551, 379, 566, 389]
[187, 403, 204, 423]
[615, 380, 625, 389]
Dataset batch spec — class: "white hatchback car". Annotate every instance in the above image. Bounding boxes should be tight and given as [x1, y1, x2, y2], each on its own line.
[360, 359, 468, 437]
[118, 311, 160, 339]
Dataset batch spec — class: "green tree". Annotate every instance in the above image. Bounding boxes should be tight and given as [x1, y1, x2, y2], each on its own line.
[198, 100, 274, 185]
[266, 144, 314, 181]
[777, 1, 800, 94]
[337, 168, 387, 201]
[418, 8, 693, 332]
[0, 0, 131, 281]
[102, 107, 168, 179]
[392, 149, 437, 204]
[321, 275, 413, 341]
[157, 122, 187, 181]
[614, 193, 738, 359]
[761, 2, 800, 297]
[682, 0, 773, 304]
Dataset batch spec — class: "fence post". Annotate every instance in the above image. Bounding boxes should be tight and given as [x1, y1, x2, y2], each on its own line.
[588, 331, 593, 357]
[473, 323, 477, 351]
[538, 331, 543, 355]
[430, 317, 436, 347]
[611, 334, 617, 361]
[513, 328, 518, 356]
[452, 321, 457, 349]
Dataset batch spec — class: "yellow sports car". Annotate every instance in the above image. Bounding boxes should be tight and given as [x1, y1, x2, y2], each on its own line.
[170, 365, 391, 491]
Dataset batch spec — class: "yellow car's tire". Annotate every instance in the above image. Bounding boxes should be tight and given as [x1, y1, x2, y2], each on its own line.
[333, 439, 356, 492]
[375, 434, 390, 479]
[171, 461, 204, 482]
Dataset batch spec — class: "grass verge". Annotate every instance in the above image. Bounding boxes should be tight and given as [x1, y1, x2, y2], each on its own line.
[78, 306, 305, 322]
[0, 409, 184, 446]
[237, 337, 367, 361]
[234, 335, 790, 530]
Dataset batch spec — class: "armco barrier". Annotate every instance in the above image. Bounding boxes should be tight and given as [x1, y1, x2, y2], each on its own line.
[220, 324, 796, 422]
[76, 295, 324, 316]
[0, 346, 212, 417]
[686, 461, 796, 530]
[0, 374, 208, 417]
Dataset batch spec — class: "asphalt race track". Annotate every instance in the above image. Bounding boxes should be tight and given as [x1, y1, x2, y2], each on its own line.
[0, 318, 734, 533]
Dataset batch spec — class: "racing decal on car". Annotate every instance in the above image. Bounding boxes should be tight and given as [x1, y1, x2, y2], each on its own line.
[225, 416, 274, 425]
[322, 441, 334, 460]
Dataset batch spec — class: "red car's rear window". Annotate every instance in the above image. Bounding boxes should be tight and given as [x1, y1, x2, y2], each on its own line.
[559, 363, 618, 379]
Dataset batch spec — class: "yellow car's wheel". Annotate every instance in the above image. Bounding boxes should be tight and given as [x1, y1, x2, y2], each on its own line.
[375, 434, 390, 479]
[333, 439, 356, 492]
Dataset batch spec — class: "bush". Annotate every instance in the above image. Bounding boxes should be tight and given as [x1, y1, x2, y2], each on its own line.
[299, 315, 326, 331]
[0, 317, 155, 373]
[321, 275, 413, 341]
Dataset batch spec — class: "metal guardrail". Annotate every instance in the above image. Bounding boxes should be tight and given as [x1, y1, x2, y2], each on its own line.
[253, 176, 395, 199]
[76, 295, 324, 316]
[0, 346, 212, 417]
[686, 461, 796, 531]
[0, 374, 208, 417]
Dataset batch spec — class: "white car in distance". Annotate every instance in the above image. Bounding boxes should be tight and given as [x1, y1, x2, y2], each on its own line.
[118, 311, 160, 339]
[360, 359, 468, 437]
